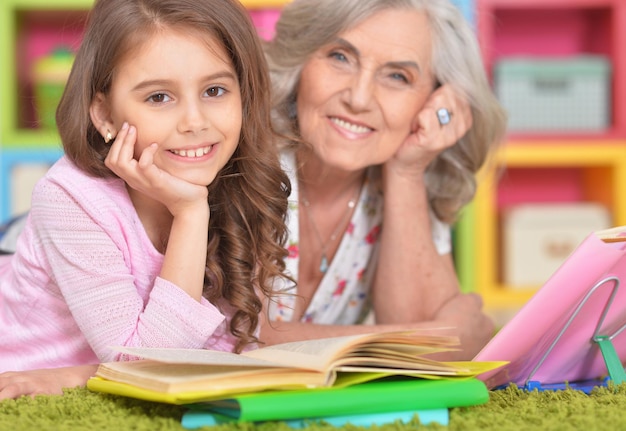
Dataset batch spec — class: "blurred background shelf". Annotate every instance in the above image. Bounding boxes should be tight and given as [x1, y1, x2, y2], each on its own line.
[457, 0, 626, 326]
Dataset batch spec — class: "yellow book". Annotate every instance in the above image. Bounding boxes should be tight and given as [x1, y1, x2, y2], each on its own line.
[88, 330, 506, 404]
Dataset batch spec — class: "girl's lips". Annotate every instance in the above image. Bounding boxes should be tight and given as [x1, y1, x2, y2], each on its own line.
[169, 145, 213, 158]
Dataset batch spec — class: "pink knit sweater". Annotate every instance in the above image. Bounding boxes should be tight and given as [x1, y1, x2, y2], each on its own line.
[0, 156, 242, 372]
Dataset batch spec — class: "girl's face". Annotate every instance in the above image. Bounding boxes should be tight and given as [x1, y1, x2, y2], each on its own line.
[95, 28, 242, 187]
[296, 9, 436, 171]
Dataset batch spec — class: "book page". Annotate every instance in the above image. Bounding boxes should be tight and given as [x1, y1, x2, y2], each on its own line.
[243, 331, 459, 372]
[95, 360, 328, 394]
[595, 225, 626, 242]
[243, 335, 360, 371]
[112, 346, 281, 367]
[111, 330, 460, 375]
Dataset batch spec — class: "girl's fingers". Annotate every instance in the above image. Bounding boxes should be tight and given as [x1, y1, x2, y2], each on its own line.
[136, 144, 164, 185]
[104, 122, 126, 163]
[116, 123, 135, 164]
[137, 143, 157, 170]
[105, 123, 136, 173]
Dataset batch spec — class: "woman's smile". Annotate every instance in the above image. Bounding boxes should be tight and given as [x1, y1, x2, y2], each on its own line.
[329, 116, 374, 135]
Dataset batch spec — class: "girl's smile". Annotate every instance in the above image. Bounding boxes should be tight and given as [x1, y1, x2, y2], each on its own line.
[168, 145, 214, 159]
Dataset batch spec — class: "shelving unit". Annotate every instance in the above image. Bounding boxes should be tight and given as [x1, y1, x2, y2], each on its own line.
[457, 0, 626, 325]
[0, 0, 89, 148]
[0, 0, 90, 220]
[0, 0, 289, 220]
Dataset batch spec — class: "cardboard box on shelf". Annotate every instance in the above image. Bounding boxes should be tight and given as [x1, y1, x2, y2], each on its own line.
[503, 203, 611, 288]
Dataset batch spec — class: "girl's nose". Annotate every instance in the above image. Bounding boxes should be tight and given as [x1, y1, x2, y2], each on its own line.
[178, 100, 208, 134]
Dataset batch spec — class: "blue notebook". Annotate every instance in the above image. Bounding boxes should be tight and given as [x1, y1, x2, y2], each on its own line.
[181, 408, 449, 428]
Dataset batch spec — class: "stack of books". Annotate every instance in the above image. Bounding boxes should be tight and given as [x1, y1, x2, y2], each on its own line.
[87, 330, 505, 428]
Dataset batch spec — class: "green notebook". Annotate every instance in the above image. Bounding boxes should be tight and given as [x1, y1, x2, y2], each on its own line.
[184, 376, 489, 423]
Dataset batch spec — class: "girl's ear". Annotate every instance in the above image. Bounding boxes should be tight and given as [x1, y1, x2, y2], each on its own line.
[90, 92, 116, 142]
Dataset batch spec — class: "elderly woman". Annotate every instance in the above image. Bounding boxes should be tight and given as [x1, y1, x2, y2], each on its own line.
[260, 0, 506, 356]
[0, 0, 506, 399]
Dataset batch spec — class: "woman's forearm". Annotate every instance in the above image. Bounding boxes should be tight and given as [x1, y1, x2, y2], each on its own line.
[372, 167, 460, 323]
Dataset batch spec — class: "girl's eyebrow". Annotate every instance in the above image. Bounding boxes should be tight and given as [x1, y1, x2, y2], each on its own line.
[130, 71, 237, 92]
[333, 37, 422, 73]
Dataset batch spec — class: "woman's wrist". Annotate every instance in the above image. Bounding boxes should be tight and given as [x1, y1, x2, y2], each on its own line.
[382, 161, 427, 190]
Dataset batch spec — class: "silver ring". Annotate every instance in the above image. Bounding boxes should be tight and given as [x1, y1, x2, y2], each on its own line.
[436, 108, 452, 126]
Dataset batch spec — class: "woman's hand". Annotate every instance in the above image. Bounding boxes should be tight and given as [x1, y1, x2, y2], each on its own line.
[105, 122, 209, 217]
[0, 365, 98, 400]
[387, 84, 473, 177]
[433, 293, 495, 360]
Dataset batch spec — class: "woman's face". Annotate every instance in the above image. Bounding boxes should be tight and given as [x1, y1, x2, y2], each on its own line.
[98, 29, 242, 187]
[296, 8, 436, 171]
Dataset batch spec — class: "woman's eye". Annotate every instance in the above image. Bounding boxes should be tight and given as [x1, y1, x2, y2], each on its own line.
[147, 93, 170, 103]
[389, 72, 409, 84]
[206, 86, 226, 97]
[329, 51, 348, 63]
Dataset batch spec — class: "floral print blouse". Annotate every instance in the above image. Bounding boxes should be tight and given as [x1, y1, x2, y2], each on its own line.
[268, 148, 451, 325]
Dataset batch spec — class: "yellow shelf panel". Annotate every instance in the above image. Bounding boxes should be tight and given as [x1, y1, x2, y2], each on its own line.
[481, 286, 536, 309]
[498, 142, 626, 165]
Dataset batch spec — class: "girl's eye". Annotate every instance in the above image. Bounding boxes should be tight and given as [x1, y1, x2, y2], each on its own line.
[206, 86, 226, 97]
[147, 93, 170, 103]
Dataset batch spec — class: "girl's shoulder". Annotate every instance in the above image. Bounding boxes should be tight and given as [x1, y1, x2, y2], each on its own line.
[35, 156, 129, 211]
[46, 156, 98, 181]
[44, 156, 122, 191]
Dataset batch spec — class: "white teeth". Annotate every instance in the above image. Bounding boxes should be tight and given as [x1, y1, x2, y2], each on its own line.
[331, 117, 372, 134]
[171, 146, 212, 158]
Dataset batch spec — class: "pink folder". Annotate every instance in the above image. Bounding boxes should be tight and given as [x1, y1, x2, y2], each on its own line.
[474, 226, 626, 390]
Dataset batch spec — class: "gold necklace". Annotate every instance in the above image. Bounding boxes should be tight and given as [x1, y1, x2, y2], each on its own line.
[300, 182, 362, 274]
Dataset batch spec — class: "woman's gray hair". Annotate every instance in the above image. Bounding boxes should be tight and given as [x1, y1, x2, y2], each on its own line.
[264, 0, 507, 223]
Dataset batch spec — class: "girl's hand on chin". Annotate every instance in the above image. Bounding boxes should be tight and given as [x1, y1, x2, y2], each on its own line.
[105, 123, 208, 216]
[387, 84, 473, 178]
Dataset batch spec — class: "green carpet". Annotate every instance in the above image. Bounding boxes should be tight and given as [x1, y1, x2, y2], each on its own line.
[2, 383, 626, 430]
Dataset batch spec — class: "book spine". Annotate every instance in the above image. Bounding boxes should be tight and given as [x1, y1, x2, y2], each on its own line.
[225, 377, 487, 422]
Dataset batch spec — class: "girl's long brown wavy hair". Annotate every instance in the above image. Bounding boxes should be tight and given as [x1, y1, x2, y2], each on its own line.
[56, 0, 291, 352]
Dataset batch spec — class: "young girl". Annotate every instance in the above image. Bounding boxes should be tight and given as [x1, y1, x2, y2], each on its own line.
[0, 0, 290, 373]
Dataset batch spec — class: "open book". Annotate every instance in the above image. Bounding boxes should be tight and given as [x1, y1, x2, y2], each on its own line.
[88, 330, 505, 404]
[474, 225, 626, 391]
